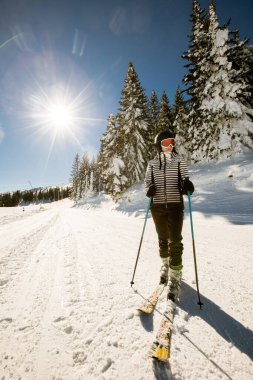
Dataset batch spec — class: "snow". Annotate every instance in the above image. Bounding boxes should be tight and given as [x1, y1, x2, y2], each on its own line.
[108, 157, 125, 176]
[215, 29, 228, 49]
[0, 154, 253, 379]
[188, 3, 253, 163]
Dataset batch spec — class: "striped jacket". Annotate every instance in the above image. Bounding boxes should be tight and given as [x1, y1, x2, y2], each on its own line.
[144, 152, 189, 205]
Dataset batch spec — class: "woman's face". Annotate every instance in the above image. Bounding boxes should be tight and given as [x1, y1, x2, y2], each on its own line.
[161, 145, 173, 153]
[160, 138, 175, 153]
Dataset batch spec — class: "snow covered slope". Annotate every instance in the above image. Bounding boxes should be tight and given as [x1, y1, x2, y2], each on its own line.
[0, 153, 252, 380]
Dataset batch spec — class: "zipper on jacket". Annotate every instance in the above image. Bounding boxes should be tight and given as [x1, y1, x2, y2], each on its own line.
[163, 156, 168, 208]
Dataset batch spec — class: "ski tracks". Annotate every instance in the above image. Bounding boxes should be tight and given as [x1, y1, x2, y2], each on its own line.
[60, 207, 163, 380]
[0, 206, 99, 380]
[0, 205, 141, 380]
[0, 209, 65, 379]
[0, 211, 58, 302]
[0, 204, 174, 380]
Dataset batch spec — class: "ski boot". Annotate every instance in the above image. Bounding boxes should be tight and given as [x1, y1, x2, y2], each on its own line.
[160, 257, 170, 284]
[166, 267, 182, 302]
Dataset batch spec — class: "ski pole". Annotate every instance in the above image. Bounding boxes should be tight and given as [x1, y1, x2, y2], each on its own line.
[187, 192, 203, 309]
[130, 197, 152, 286]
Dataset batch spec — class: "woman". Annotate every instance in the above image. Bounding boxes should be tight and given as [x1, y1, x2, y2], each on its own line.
[144, 130, 194, 301]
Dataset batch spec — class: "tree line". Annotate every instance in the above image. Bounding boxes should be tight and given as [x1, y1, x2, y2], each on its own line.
[0, 187, 71, 207]
[70, 0, 253, 201]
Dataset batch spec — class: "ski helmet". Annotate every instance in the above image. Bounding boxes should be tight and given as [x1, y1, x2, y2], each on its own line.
[154, 130, 175, 152]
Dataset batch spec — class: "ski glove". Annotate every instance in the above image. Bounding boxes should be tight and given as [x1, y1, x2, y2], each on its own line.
[146, 184, 156, 198]
[181, 178, 194, 195]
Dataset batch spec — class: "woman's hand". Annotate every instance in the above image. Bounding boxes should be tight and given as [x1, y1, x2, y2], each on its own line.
[146, 184, 156, 198]
[181, 179, 194, 195]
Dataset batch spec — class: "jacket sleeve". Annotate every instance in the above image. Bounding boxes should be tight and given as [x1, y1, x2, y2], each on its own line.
[179, 158, 189, 180]
[144, 162, 153, 194]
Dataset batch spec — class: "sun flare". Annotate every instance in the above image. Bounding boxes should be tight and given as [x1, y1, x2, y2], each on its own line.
[25, 83, 105, 156]
[27, 89, 84, 141]
[46, 102, 74, 131]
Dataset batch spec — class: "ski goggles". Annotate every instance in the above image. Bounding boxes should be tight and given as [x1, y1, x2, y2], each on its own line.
[161, 138, 176, 148]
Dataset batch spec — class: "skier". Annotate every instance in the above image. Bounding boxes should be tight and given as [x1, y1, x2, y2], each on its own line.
[144, 130, 194, 301]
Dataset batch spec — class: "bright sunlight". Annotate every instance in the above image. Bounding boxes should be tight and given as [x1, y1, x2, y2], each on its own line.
[46, 102, 74, 131]
[26, 82, 104, 162]
[27, 86, 86, 143]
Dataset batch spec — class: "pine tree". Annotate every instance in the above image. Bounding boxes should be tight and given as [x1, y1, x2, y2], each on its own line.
[149, 90, 160, 142]
[117, 62, 150, 188]
[70, 153, 80, 201]
[1, 192, 12, 207]
[157, 91, 174, 135]
[173, 87, 187, 120]
[79, 152, 90, 200]
[90, 156, 100, 193]
[99, 114, 117, 184]
[183, 0, 253, 161]
[11, 190, 21, 206]
[98, 114, 127, 198]
[182, 0, 210, 159]
[228, 30, 253, 110]
[173, 87, 190, 161]
[198, 1, 253, 160]
[104, 155, 127, 200]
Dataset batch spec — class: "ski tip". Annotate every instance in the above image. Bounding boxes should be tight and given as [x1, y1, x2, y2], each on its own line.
[148, 342, 170, 362]
[137, 305, 154, 314]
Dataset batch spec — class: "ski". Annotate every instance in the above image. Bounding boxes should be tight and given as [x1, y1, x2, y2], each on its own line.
[148, 298, 177, 362]
[137, 283, 165, 314]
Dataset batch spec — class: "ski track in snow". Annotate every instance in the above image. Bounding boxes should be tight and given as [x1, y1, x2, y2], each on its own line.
[0, 152, 253, 380]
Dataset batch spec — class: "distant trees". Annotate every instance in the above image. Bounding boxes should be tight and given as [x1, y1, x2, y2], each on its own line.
[0, 187, 70, 207]
[70, 153, 80, 201]
[0, 192, 14, 207]
[69, 151, 100, 202]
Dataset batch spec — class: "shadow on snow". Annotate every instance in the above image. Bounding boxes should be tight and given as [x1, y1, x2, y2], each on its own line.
[180, 282, 253, 361]
[136, 282, 246, 380]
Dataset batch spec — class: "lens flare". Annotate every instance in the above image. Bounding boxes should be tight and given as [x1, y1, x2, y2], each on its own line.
[39, 100, 76, 133]
[26, 81, 104, 144]
[0, 33, 23, 49]
[24, 80, 105, 174]
[48, 103, 71, 128]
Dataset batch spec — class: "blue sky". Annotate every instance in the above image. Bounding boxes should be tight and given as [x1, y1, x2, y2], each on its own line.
[0, 0, 252, 192]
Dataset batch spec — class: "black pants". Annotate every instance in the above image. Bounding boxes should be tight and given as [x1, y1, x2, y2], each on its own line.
[151, 203, 184, 268]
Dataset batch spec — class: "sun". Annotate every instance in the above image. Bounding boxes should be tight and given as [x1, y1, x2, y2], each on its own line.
[26, 88, 84, 142]
[25, 82, 105, 156]
[35, 94, 80, 136]
[46, 102, 74, 131]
